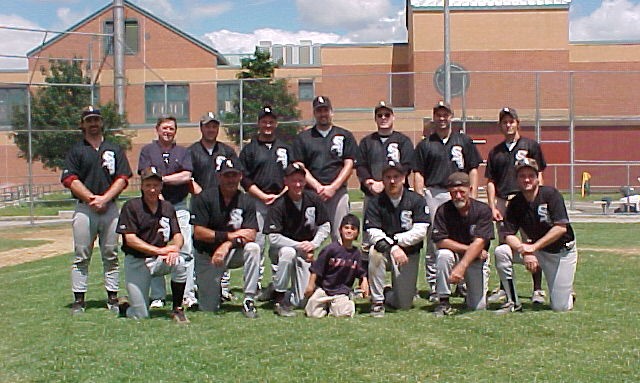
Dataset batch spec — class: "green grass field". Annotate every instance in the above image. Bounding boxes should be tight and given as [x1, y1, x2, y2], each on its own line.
[0, 223, 638, 382]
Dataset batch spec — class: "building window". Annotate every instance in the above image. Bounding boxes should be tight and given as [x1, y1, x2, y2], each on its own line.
[145, 84, 189, 123]
[298, 80, 314, 101]
[217, 82, 240, 116]
[104, 20, 139, 55]
[0, 87, 27, 127]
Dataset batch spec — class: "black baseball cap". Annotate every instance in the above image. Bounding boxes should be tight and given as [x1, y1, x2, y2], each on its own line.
[312, 96, 332, 110]
[381, 160, 405, 175]
[140, 166, 162, 181]
[499, 107, 519, 121]
[445, 172, 470, 188]
[433, 100, 453, 114]
[200, 111, 220, 125]
[258, 105, 277, 120]
[283, 163, 306, 177]
[515, 158, 540, 173]
[81, 106, 101, 121]
[374, 101, 394, 115]
[217, 158, 241, 174]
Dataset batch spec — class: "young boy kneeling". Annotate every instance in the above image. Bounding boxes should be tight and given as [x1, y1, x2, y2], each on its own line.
[304, 214, 369, 318]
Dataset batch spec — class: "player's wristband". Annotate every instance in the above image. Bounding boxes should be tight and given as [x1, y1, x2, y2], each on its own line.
[214, 230, 229, 243]
[374, 237, 394, 254]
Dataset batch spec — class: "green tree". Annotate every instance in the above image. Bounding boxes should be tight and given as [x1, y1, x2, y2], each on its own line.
[12, 59, 131, 171]
[223, 48, 301, 145]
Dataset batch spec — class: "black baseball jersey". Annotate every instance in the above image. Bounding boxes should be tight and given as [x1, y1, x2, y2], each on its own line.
[61, 139, 132, 199]
[293, 125, 357, 187]
[239, 137, 293, 194]
[485, 137, 547, 199]
[138, 141, 193, 204]
[190, 187, 258, 253]
[414, 132, 482, 187]
[356, 131, 415, 195]
[432, 199, 494, 251]
[117, 198, 181, 258]
[364, 190, 429, 254]
[310, 242, 366, 296]
[500, 186, 575, 253]
[263, 190, 330, 241]
[188, 140, 238, 191]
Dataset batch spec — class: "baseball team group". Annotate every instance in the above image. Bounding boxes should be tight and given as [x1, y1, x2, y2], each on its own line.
[60, 96, 577, 323]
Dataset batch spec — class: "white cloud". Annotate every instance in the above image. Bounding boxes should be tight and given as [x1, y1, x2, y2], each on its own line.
[296, 0, 394, 30]
[344, 8, 407, 43]
[0, 14, 45, 69]
[570, 0, 640, 41]
[189, 2, 233, 18]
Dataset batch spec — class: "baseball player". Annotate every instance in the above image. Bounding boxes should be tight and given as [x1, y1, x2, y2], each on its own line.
[239, 106, 293, 299]
[494, 158, 577, 313]
[61, 106, 132, 315]
[138, 115, 196, 309]
[431, 172, 494, 317]
[293, 96, 357, 241]
[188, 112, 239, 302]
[304, 214, 369, 318]
[116, 167, 189, 323]
[365, 161, 429, 317]
[263, 163, 331, 316]
[485, 107, 547, 305]
[414, 101, 482, 301]
[190, 158, 261, 317]
[356, 101, 415, 265]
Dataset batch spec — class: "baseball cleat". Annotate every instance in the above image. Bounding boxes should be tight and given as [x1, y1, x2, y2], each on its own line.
[531, 289, 546, 305]
[149, 299, 165, 309]
[274, 302, 296, 317]
[487, 289, 507, 304]
[182, 296, 198, 310]
[221, 289, 235, 303]
[170, 308, 190, 324]
[370, 303, 385, 318]
[107, 297, 120, 315]
[494, 301, 523, 314]
[256, 282, 275, 302]
[433, 302, 454, 317]
[70, 300, 86, 315]
[117, 297, 130, 318]
[242, 299, 259, 319]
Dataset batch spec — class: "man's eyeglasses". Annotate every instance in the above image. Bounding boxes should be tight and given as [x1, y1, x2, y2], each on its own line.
[376, 113, 392, 118]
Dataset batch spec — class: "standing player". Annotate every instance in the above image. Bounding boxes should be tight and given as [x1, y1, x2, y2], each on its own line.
[356, 101, 415, 262]
[304, 214, 369, 318]
[431, 172, 494, 317]
[414, 101, 482, 301]
[239, 106, 293, 297]
[188, 112, 239, 302]
[116, 167, 189, 323]
[264, 163, 331, 316]
[485, 107, 547, 305]
[293, 96, 357, 241]
[138, 115, 196, 309]
[191, 158, 261, 317]
[61, 106, 132, 314]
[365, 161, 429, 317]
[494, 158, 577, 313]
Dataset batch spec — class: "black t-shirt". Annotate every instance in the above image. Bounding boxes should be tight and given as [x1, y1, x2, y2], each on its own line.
[485, 137, 547, 199]
[364, 189, 429, 254]
[263, 190, 330, 241]
[239, 137, 293, 194]
[138, 141, 193, 204]
[188, 140, 238, 192]
[432, 199, 494, 251]
[310, 242, 366, 296]
[61, 139, 132, 198]
[293, 125, 357, 187]
[117, 198, 180, 258]
[500, 186, 575, 253]
[356, 131, 415, 195]
[190, 187, 258, 253]
[414, 131, 482, 187]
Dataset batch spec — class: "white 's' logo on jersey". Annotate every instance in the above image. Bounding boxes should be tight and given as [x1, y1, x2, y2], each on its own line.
[387, 143, 400, 163]
[400, 210, 413, 230]
[330, 135, 344, 157]
[304, 207, 316, 229]
[469, 224, 477, 237]
[215, 156, 227, 171]
[537, 204, 551, 224]
[102, 150, 116, 175]
[450, 145, 464, 170]
[515, 149, 529, 162]
[229, 208, 244, 229]
[158, 217, 171, 242]
[276, 148, 288, 169]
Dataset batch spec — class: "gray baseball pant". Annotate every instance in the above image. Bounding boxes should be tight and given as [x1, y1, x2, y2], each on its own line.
[369, 248, 420, 309]
[270, 246, 311, 308]
[325, 187, 350, 242]
[424, 186, 451, 290]
[436, 249, 489, 310]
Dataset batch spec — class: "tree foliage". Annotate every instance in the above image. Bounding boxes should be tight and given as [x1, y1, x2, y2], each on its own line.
[223, 48, 301, 145]
[12, 59, 131, 171]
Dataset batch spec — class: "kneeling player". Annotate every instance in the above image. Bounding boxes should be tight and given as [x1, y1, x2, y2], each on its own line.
[304, 214, 369, 318]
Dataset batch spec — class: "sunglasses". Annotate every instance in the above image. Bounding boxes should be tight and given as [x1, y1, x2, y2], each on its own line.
[376, 113, 392, 118]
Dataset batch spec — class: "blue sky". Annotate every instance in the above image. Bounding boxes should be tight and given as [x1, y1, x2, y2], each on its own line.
[1, 0, 639, 69]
